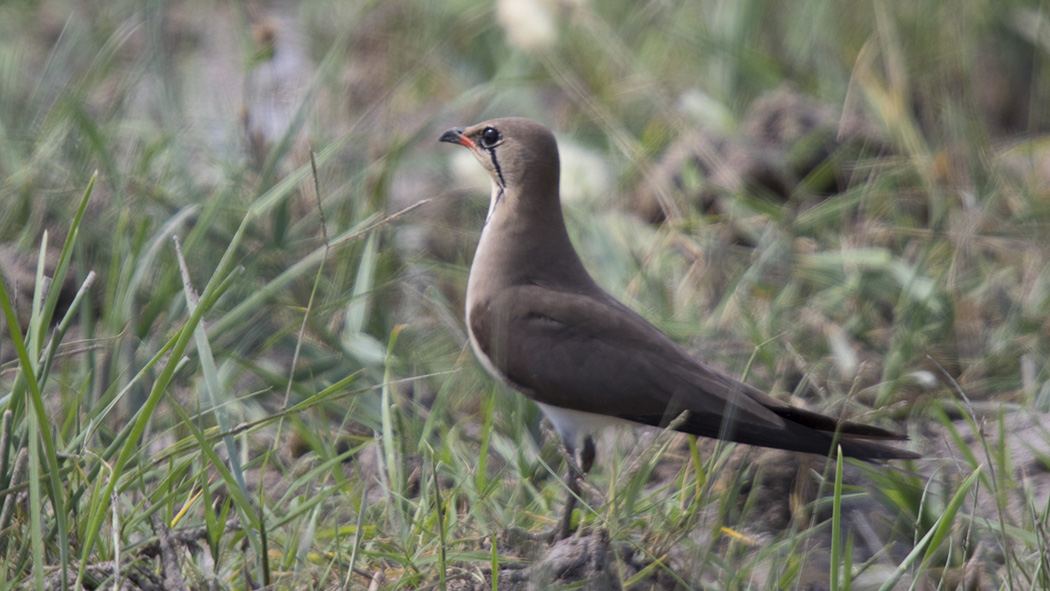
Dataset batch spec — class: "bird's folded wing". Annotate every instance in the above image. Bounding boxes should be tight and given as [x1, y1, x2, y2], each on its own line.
[472, 284, 791, 438]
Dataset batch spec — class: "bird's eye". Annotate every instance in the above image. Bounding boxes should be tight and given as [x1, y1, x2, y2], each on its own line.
[480, 127, 501, 147]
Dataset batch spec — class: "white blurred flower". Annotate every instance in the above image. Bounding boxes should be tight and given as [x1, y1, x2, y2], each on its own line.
[827, 325, 859, 378]
[557, 139, 611, 205]
[907, 370, 939, 388]
[496, 0, 557, 52]
[678, 88, 733, 132]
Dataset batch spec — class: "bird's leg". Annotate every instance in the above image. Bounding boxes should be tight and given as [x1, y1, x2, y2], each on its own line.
[555, 441, 580, 541]
[554, 435, 596, 541]
[580, 435, 595, 475]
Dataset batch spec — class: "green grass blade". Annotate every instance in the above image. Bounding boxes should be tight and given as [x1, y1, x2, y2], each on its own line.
[27, 400, 43, 591]
[380, 327, 404, 522]
[831, 445, 843, 591]
[345, 233, 377, 335]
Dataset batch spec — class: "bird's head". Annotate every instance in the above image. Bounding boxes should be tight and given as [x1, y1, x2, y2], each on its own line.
[440, 117, 560, 195]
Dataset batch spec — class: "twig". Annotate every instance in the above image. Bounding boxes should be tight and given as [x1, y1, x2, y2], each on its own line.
[133, 519, 242, 559]
[366, 570, 385, 591]
[0, 410, 11, 485]
[0, 448, 28, 556]
[152, 513, 191, 591]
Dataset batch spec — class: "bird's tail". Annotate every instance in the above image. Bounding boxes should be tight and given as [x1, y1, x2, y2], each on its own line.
[769, 406, 919, 461]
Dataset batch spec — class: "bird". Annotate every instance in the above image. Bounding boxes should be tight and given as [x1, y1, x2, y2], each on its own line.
[440, 117, 917, 540]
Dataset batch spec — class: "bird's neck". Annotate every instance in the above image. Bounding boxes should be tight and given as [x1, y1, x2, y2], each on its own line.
[468, 178, 595, 300]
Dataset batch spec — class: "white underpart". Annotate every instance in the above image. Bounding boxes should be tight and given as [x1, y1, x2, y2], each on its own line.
[535, 402, 632, 451]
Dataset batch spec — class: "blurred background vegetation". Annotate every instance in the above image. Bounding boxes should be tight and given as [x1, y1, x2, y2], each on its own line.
[2, 0, 1050, 589]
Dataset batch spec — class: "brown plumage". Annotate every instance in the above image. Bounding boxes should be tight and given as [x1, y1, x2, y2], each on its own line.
[440, 117, 916, 538]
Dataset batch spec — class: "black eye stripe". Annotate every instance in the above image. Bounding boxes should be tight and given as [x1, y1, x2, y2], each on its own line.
[485, 147, 506, 188]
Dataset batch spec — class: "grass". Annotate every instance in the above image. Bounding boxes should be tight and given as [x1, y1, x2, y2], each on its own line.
[2, 0, 1050, 589]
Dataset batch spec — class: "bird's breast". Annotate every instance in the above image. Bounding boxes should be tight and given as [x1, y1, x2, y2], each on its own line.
[465, 297, 513, 390]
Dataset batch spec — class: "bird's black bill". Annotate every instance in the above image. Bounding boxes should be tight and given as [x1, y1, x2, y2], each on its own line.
[440, 127, 472, 147]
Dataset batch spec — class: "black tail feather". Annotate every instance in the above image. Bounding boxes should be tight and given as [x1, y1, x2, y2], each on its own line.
[622, 407, 918, 461]
[770, 406, 910, 440]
